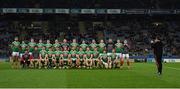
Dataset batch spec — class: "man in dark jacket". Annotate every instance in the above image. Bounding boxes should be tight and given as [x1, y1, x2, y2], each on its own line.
[151, 36, 163, 75]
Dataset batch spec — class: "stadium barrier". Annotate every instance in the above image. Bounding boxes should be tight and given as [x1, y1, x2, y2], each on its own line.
[1, 56, 180, 62]
[164, 59, 180, 62]
[1, 8, 180, 14]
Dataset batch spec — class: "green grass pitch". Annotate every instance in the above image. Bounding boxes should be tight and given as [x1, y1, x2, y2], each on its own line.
[0, 62, 180, 88]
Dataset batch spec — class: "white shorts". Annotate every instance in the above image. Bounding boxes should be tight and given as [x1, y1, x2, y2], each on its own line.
[20, 53, 24, 58]
[122, 54, 129, 59]
[93, 58, 98, 60]
[103, 62, 107, 65]
[116, 53, 123, 58]
[12, 52, 19, 56]
[29, 52, 32, 55]
[103, 62, 108, 68]
[99, 53, 103, 56]
[72, 58, 76, 61]
[107, 53, 112, 56]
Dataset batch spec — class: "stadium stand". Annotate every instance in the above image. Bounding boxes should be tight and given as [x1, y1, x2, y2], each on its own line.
[0, 0, 180, 9]
[0, 0, 180, 60]
[0, 15, 180, 59]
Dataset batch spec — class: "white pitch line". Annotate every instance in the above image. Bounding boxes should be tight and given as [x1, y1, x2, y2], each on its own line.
[145, 63, 180, 71]
[0, 88, 179, 89]
[165, 66, 180, 70]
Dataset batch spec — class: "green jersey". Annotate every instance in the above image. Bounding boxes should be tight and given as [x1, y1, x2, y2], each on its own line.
[11, 41, 20, 52]
[61, 43, 69, 48]
[92, 51, 99, 58]
[47, 51, 53, 60]
[98, 43, 106, 53]
[109, 53, 117, 61]
[53, 43, 60, 48]
[115, 43, 124, 53]
[54, 50, 63, 55]
[63, 50, 69, 58]
[85, 51, 92, 59]
[70, 50, 77, 58]
[80, 43, 88, 51]
[37, 43, 44, 51]
[20, 43, 27, 53]
[70, 43, 78, 49]
[40, 50, 47, 58]
[100, 53, 108, 62]
[77, 51, 85, 59]
[90, 43, 98, 51]
[47, 50, 54, 60]
[54, 51, 62, 60]
[45, 43, 52, 51]
[28, 42, 36, 52]
[47, 50, 54, 55]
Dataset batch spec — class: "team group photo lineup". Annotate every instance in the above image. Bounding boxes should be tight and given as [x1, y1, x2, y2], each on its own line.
[10, 37, 131, 69]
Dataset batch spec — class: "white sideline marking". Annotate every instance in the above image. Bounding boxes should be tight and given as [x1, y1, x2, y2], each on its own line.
[165, 66, 180, 71]
[0, 88, 179, 89]
[147, 63, 180, 70]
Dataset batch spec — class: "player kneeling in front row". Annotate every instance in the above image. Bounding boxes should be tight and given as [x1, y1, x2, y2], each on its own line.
[39, 47, 47, 69]
[111, 49, 119, 68]
[67, 54, 73, 68]
[85, 47, 93, 69]
[45, 47, 54, 68]
[92, 47, 100, 68]
[31, 46, 40, 68]
[100, 50, 112, 69]
[75, 54, 81, 68]
[21, 50, 31, 68]
[62, 47, 70, 69]
[69, 48, 77, 68]
[77, 47, 86, 68]
[52, 47, 62, 69]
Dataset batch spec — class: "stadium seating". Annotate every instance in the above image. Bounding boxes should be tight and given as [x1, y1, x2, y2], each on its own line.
[0, 0, 180, 59]
[0, 15, 180, 59]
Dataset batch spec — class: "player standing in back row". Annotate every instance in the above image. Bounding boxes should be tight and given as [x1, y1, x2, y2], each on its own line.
[120, 39, 130, 69]
[90, 39, 98, 51]
[115, 39, 124, 63]
[28, 38, 36, 56]
[98, 39, 106, 53]
[45, 40, 52, 51]
[80, 40, 88, 51]
[37, 39, 44, 52]
[10, 37, 20, 69]
[20, 41, 27, 61]
[61, 39, 69, 51]
[70, 39, 79, 51]
[53, 39, 60, 50]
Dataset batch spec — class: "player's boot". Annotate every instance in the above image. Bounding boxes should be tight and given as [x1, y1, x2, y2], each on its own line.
[59, 66, 62, 69]
[120, 66, 123, 69]
[127, 66, 130, 69]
